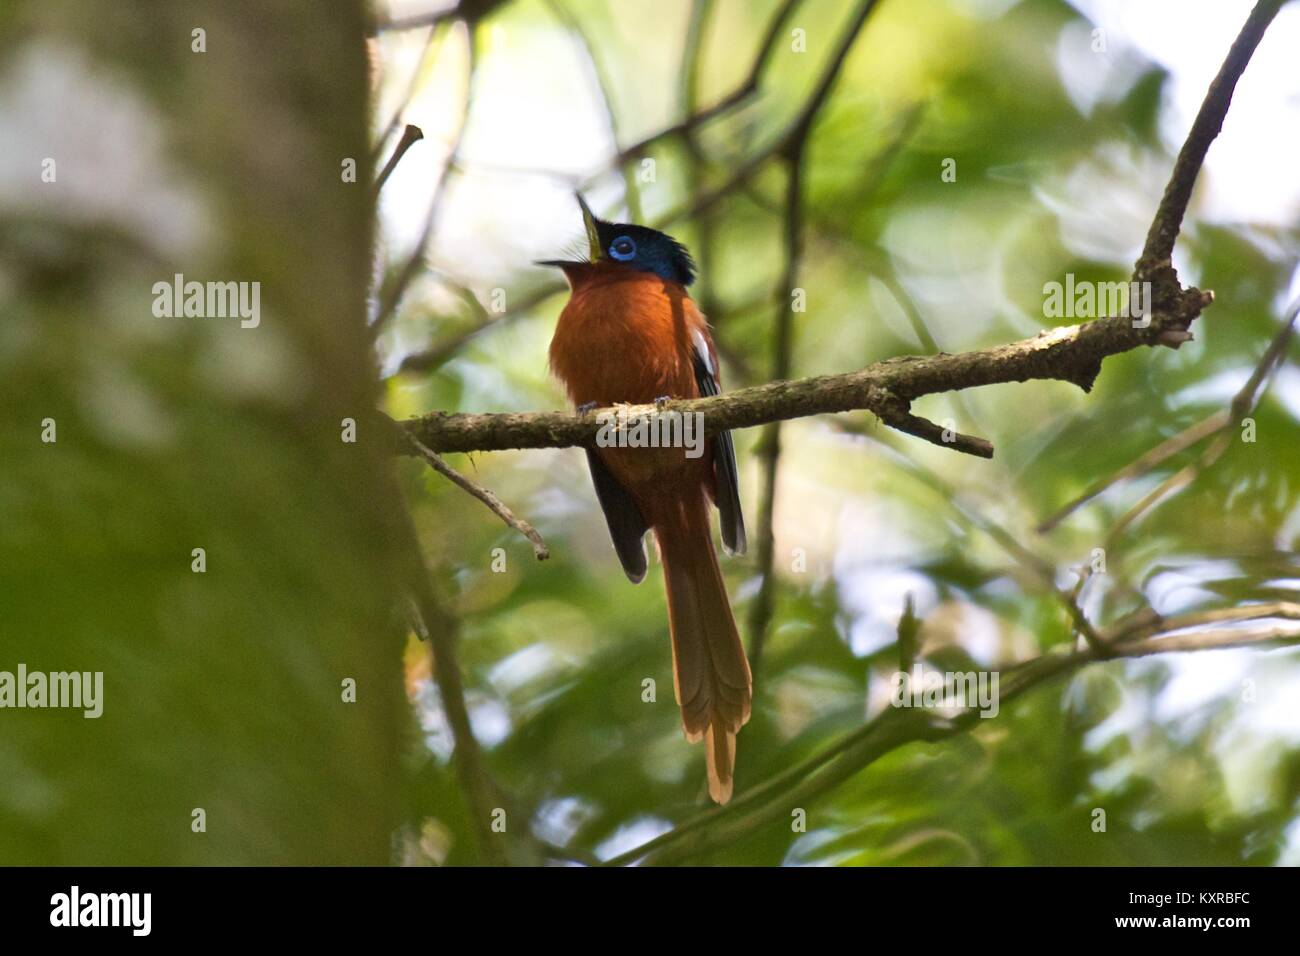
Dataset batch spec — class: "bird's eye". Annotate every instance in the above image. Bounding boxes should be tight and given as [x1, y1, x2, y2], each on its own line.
[609, 236, 637, 261]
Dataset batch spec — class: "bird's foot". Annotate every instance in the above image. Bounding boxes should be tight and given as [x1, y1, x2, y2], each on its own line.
[653, 395, 673, 408]
[576, 401, 599, 414]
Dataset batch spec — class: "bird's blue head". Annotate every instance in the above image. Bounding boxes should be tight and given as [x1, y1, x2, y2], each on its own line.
[541, 194, 696, 287]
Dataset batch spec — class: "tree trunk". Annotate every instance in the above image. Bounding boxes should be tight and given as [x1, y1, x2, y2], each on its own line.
[0, 0, 406, 864]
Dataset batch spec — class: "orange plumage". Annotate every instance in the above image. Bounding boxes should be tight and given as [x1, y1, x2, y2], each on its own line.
[548, 234, 751, 803]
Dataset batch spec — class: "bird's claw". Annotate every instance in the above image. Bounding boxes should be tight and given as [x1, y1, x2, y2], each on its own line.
[653, 395, 673, 408]
[576, 401, 598, 414]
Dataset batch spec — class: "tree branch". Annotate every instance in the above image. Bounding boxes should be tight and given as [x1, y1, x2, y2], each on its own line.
[395, 500, 508, 866]
[604, 0, 802, 167]
[1104, 299, 1297, 542]
[399, 290, 1210, 456]
[370, 29, 476, 338]
[1138, 0, 1285, 271]
[747, 0, 886, 676]
[407, 433, 549, 560]
[1036, 409, 1229, 533]
[375, 123, 424, 193]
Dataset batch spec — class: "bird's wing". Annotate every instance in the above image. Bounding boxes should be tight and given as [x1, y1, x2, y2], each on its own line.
[585, 450, 649, 583]
[692, 329, 746, 555]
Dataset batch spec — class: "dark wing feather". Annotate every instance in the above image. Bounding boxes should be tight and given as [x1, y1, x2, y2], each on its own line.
[585, 450, 649, 583]
[692, 340, 746, 555]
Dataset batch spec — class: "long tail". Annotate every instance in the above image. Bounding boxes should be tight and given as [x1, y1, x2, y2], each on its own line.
[655, 494, 752, 803]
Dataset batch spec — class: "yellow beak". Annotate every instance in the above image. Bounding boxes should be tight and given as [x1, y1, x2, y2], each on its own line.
[576, 193, 602, 261]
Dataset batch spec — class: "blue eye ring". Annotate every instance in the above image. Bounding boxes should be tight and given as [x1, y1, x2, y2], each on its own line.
[609, 235, 637, 261]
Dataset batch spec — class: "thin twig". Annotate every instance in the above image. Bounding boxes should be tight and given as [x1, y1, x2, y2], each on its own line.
[1138, 0, 1285, 270]
[370, 30, 476, 339]
[408, 434, 549, 560]
[372, 23, 444, 160]
[681, 0, 719, 320]
[1104, 600, 1300, 642]
[375, 123, 425, 193]
[1043, 296, 1298, 534]
[745, 0, 912, 668]
[896, 593, 920, 675]
[1106, 300, 1298, 541]
[1037, 410, 1229, 532]
[601, 0, 802, 168]
[745, 147, 806, 677]
[741, 0, 888, 674]
[391, 494, 507, 865]
[1063, 563, 1106, 654]
[840, 419, 1123, 653]
[396, 283, 559, 375]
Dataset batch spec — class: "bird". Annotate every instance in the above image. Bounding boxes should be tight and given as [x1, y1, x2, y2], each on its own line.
[541, 194, 751, 803]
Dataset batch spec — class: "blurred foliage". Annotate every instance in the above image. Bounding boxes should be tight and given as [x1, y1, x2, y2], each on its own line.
[379, 0, 1300, 865]
[1, 0, 406, 864]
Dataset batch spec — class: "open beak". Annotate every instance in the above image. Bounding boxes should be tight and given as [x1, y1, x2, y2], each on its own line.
[575, 193, 602, 261]
[536, 192, 603, 269]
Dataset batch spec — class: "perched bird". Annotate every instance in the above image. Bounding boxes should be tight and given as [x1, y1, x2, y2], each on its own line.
[542, 195, 751, 803]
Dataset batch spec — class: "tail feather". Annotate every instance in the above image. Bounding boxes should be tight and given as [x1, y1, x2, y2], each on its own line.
[704, 721, 738, 803]
[656, 495, 752, 803]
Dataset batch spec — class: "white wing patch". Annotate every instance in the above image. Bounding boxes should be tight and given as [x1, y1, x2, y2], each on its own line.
[691, 328, 715, 377]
